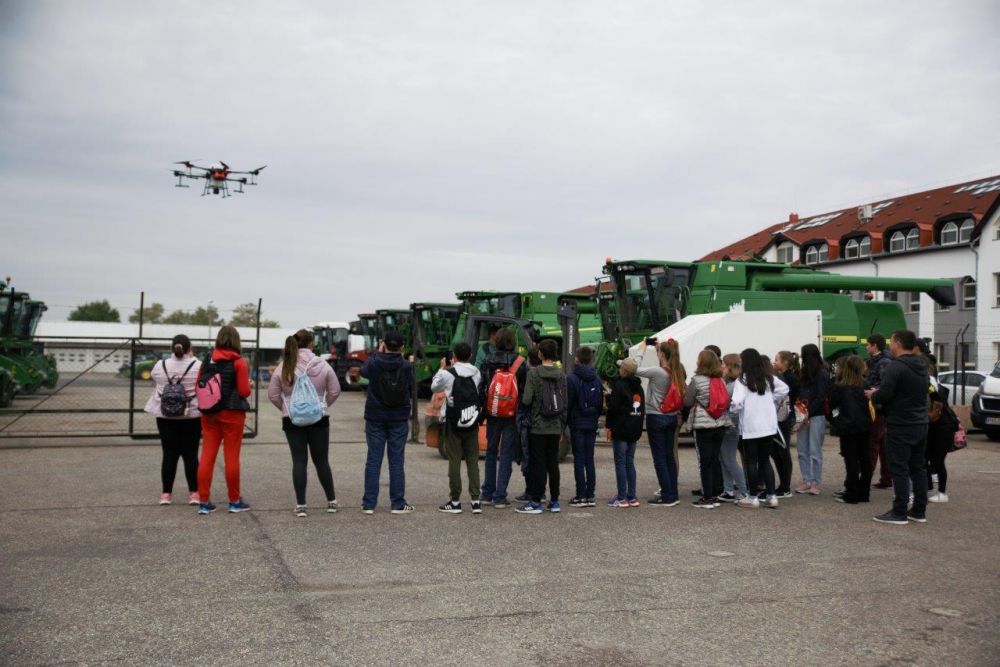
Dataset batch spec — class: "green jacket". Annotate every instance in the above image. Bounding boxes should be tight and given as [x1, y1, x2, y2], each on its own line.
[522, 363, 567, 435]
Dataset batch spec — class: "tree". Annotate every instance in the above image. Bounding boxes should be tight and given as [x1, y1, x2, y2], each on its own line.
[68, 300, 120, 322]
[128, 302, 164, 324]
[229, 302, 280, 328]
[162, 305, 224, 326]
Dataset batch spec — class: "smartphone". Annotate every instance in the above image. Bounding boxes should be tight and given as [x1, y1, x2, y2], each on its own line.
[645, 337, 657, 346]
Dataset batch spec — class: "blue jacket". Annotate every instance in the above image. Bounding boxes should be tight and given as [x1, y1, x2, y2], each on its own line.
[360, 352, 413, 422]
[566, 364, 603, 431]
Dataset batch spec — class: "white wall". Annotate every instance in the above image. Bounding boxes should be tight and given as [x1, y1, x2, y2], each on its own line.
[975, 209, 1000, 369]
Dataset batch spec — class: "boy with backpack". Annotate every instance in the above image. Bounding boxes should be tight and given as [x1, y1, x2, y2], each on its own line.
[359, 331, 415, 514]
[478, 328, 529, 508]
[566, 346, 603, 508]
[516, 339, 567, 514]
[431, 342, 483, 514]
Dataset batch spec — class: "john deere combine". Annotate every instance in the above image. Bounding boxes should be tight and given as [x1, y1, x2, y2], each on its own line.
[593, 258, 956, 379]
[0, 279, 58, 407]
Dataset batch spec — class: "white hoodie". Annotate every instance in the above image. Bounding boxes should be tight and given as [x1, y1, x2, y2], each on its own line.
[730, 375, 789, 440]
[430, 362, 482, 408]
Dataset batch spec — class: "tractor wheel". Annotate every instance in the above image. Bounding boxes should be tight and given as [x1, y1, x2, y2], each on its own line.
[139, 369, 152, 381]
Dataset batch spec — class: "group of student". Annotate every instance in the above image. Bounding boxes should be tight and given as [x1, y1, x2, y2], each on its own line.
[147, 324, 959, 524]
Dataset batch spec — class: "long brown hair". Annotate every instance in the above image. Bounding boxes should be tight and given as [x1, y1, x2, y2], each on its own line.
[659, 339, 686, 392]
[282, 329, 313, 385]
[215, 325, 241, 353]
[836, 355, 866, 388]
[722, 353, 741, 381]
[695, 349, 723, 378]
[776, 350, 800, 375]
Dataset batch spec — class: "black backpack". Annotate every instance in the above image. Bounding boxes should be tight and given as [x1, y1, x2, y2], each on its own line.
[160, 359, 196, 417]
[447, 369, 482, 430]
[378, 364, 409, 408]
[539, 374, 568, 418]
[196, 358, 237, 414]
[575, 375, 603, 417]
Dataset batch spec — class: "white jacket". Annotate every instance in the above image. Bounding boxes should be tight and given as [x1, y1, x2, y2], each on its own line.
[144, 355, 202, 418]
[729, 376, 789, 440]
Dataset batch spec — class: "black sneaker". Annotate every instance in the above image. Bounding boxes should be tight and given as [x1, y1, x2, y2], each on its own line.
[907, 510, 927, 523]
[391, 504, 415, 515]
[833, 490, 845, 499]
[718, 492, 737, 503]
[569, 497, 587, 508]
[691, 488, 703, 497]
[493, 499, 510, 509]
[692, 497, 717, 509]
[471, 500, 482, 514]
[438, 501, 462, 514]
[872, 511, 908, 525]
[585, 497, 596, 507]
[648, 497, 680, 506]
[514, 493, 530, 502]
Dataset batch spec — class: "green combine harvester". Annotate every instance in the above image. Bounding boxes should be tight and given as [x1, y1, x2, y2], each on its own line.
[0, 279, 58, 407]
[410, 302, 463, 393]
[593, 258, 956, 379]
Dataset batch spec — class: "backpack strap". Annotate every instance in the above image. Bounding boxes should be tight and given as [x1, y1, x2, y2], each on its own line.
[161, 359, 170, 382]
[510, 356, 524, 374]
[178, 359, 197, 381]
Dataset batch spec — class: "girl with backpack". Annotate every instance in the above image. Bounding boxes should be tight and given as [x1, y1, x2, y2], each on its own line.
[772, 351, 801, 497]
[631, 338, 685, 506]
[719, 354, 754, 507]
[795, 344, 832, 495]
[730, 348, 789, 509]
[268, 329, 342, 518]
[196, 325, 252, 515]
[606, 358, 645, 508]
[684, 349, 731, 509]
[828, 355, 873, 504]
[145, 334, 202, 506]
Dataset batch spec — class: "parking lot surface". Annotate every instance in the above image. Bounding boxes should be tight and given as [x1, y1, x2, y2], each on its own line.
[2, 392, 998, 665]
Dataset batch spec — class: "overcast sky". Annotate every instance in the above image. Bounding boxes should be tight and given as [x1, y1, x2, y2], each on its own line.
[2, 1, 998, 327]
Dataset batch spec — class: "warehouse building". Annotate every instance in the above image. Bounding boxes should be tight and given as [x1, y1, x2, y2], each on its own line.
[701, 175, 1000, 371]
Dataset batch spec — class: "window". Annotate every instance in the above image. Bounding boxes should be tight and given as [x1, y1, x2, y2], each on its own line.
[804, 243, 828, 265]
[962, 277, 976, 309]
[906, 227, 920, 250]
[908, 292, 920, 314]
[889, 231, 905, 253]
[776, 242, 795, 264]
[935, 344, 949, 369]
[844, 238, 860, 259]
[959, 219, 974, 243]
[994, 224, 1000, 241]
[805, 246, 818, 265]
[995, 273, 1000, 308]
[859, 236, 871, 257]
[884, 290, 898, 302]
[941, 221, 959, 246]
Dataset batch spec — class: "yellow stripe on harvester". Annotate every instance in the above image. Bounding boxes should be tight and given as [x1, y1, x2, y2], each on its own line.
[822, 335, 859, 343]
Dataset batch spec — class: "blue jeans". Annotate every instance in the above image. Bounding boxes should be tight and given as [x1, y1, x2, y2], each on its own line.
[482, 418, 518, 502]
[797, 416, 826, 485]
[571, 428, 597, 498]
[720, 426, 747, 496]
[612, 440, 637, 500]
[646, 414, 678, 502]
[363, 420, 408, 509]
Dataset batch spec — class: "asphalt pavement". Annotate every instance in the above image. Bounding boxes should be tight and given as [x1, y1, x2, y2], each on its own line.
[1, 391, 998, 665]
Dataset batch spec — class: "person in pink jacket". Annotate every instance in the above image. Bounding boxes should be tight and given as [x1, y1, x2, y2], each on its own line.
[268, 329, 342, 517]
[145, 334, 202, 506]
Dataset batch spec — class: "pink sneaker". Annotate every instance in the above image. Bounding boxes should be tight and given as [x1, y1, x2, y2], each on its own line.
[187, 492, 200, 505]
[159, 493, 172, 505]
[628, 499, 640, 507]
[807, 484, 821, 495]
[794, 482, 811, 494]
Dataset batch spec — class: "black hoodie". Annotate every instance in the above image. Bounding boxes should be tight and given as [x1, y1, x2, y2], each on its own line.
[606, 376, 645, 442]
[871, 354, 929, 427]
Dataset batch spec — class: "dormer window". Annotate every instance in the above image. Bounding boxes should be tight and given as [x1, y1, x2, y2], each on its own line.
[843, 235, 871, 260]
[889, 231, 906, 253]
[775, 241, 795, 264]
[941, 218, 975, 246]
[889, 227, 919, 253]
[906, 227, 920, 250]
[804, 243, 828, 265]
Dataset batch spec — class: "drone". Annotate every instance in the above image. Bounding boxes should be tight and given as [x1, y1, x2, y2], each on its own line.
[171, 160, 266, 197]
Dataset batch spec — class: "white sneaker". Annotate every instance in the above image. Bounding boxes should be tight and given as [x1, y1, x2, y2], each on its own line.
[294, 505, 307, 518]
[928, 492, 949, 503]
[737, 495, 759, 508]
[766, 495, 779, 509]
[931, 473, 939, 485]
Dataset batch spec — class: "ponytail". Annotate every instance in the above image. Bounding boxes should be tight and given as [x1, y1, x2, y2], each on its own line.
[659, 338, 686, 393]
[281, 328, 314, 386]
[171, 334, 191, 359]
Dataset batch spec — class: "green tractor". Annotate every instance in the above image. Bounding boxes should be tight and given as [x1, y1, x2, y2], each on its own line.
[410, 302, 463, 394]
[594, 258, 956, 378]
[0, 281, 58, 405]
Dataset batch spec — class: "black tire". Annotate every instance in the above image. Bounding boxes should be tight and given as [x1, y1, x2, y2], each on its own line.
[986, 429, 1000, 442]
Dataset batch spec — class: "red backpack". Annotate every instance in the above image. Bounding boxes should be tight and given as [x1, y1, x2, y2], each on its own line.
[704, 377, 730, 419]
[486, 356, 524, 418]
[659, 380, 683, 414]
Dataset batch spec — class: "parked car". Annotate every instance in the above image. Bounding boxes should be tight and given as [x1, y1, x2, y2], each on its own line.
[970, 361, 1000, 441]
[937, 369, 988, 405]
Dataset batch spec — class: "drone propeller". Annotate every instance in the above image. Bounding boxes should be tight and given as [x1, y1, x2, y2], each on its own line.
[219, 160, 229, 170]
[173, 159, 201, 167]
[250, 165, 267, 175]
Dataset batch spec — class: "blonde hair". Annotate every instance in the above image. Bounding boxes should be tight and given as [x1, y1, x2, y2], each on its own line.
[695, 349, 722, 378]
[215, 325, 241, 353]
[659, 339, 686, 392]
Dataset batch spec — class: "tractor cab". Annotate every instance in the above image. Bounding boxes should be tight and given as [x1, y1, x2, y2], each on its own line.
[601, 259, 694, 346]
[457, 291, 521, 318]
[375, 309, 414, 352]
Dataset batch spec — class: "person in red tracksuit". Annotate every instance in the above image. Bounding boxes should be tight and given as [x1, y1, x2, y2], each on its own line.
[197, 325, 252, 514]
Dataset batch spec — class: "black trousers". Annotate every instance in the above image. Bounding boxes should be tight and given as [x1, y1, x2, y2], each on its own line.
[926, 430, 950, 494]
[743, 435, 775, 496]
[839, 432, 872, 502]
[156, 418, 201, 494]
[528, 433, 561, 503]
[770, 417, 794, 493]
[283, 417, 336, 506]
[694, 428, 725, 500]
[885, 423, 928, 516]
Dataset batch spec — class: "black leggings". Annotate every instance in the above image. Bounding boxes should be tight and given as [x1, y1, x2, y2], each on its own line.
[840, 432, 873, 502]
[694, 428, 725, 500]
[157, 418, 201, 494]
[528, 433, 561, 503]
[926, 437, 949, 494]
[284, 418, 336, 505]
[770, 418, 794, 493]
[743, 436, 775, 496]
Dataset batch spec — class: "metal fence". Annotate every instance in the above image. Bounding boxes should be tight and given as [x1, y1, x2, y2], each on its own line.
[0, 334, 261, 440]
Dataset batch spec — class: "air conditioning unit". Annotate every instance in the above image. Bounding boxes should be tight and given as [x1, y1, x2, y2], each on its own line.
[857, 204, 873, 223]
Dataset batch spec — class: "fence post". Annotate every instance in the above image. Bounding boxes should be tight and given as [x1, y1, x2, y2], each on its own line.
[128, 337, 136, 436]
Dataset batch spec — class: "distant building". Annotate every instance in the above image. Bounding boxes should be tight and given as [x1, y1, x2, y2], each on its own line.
[701, 175, 1000, 370]
[35, 322, 297, 373]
